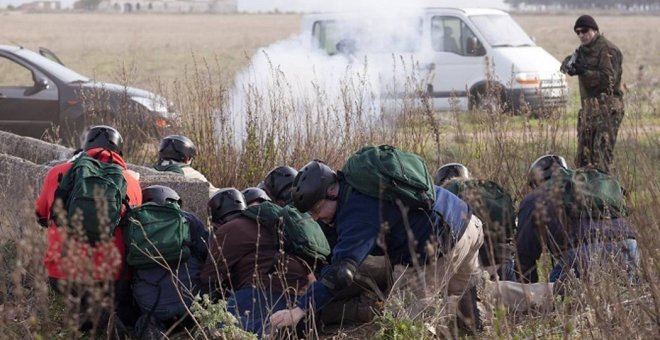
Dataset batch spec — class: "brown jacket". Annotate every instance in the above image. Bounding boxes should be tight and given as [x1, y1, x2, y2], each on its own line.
[577, 34, 623, 100]
[201, 216, 311, 295]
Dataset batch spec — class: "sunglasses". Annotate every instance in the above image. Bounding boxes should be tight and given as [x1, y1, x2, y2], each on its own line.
[575, 28, 590, 35]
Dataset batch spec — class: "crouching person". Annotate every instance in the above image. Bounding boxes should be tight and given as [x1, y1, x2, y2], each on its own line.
[434, 163, 517, 280]
[494, 155, 638, 313]
[35, 125, 142, 334]
[201, 188, 316, 337]
[270, 148, 484, 334]
[123, 185, 209, 338]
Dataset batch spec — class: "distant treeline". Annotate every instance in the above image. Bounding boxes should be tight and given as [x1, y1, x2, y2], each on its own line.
[505, 0, 660, 10]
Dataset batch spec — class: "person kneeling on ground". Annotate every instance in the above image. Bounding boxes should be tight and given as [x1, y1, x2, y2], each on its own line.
[124, 185, 209, 338]
[270, 154, 485, 334]
[493, 154, 638, 312]
[201, 188, 315, 337]
[434, 163, 517, 281]
[35, 125, 142, 334]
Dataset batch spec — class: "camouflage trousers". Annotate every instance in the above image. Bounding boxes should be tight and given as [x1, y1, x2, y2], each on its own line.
[576, 96, 624, 173]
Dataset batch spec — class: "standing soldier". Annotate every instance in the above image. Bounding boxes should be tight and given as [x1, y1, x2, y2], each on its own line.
[560, 15, 624, 173]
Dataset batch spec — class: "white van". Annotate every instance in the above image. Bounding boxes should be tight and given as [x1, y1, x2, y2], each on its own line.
[301, 7, 568, 113]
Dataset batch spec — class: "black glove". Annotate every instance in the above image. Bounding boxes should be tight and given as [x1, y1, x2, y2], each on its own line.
[573, 62, 587, 76]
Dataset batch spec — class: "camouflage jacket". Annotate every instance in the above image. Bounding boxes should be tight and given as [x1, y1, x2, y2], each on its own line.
[576, 34, 624, 99]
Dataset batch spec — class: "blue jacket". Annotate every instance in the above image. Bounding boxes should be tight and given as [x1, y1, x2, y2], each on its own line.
[516, 186, 634, 283]
[297, 184, 470, 312]
[132, 211, 210, 321]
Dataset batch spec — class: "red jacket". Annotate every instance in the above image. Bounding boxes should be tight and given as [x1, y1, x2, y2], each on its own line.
[35, 148, 142, 280]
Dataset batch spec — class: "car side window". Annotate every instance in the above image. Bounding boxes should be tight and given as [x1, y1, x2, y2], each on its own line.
[0, 56, 34, 87]
[431, 16, 462, 54]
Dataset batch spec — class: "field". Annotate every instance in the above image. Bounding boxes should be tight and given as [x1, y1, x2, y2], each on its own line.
[1, 11, 659, 340]
[1, 13, 659, 92]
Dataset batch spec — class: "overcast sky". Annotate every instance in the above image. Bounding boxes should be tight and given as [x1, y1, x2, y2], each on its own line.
[1, 0, 509, 11]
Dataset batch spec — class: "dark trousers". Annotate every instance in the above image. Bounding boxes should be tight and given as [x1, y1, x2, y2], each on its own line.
[48, 277, 139, 332]
[227, 287, 294, 336]
[576, 96, 624, 173]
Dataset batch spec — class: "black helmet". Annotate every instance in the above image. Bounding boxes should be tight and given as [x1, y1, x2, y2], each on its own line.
[291, 160, 337, 213]
[263, 166, 298, 202]
[434, 163, 470, 185]
[528, 154, 568, 187]
[83, 125, 123, 154]
[142, 185, 182, 206]
[158, 135, 197, 162]
[208, 188, 247, 224]
[241, 187, 272, 206]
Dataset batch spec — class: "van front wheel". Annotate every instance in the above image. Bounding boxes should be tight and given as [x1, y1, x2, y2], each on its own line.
[469, 84, 507, 114]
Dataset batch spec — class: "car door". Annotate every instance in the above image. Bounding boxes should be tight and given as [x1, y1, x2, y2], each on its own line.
[0, 54, 59, 138]
[427, 15, 487, 111]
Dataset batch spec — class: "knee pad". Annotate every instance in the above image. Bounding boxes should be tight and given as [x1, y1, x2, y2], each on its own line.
[320, 259, 358, 293]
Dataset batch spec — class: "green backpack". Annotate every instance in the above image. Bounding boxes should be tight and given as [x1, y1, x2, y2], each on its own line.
[53, 153, 128, 245]
[242, 202, 331, 266]
[443, 179, 516, 240]
[572, 168, 628, 220]
[341, 145, 436, 210]
[153, 163, 189, 175]
[123, 202, 191, 269]
[557, 168, 628, 220]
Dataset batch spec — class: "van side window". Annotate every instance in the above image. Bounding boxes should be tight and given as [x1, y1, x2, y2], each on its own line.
[431, 16, 485, 57]
[313, 20, 334, 54]
[431, 17, 461, 54]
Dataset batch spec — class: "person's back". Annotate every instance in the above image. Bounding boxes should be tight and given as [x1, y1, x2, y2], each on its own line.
[515, 155, 637, 283]
[201, 188, 312, 335]
[154, 135, 217, 197]
[35, 125, 142, 333]
[36, 126, 142, 281]
[201, 215, 310, 293]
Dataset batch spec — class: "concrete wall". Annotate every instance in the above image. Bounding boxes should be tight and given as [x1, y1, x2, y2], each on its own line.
[0, 131, 210, 224]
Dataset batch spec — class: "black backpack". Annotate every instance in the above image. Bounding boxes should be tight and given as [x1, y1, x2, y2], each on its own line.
[341, 145, 436, 210]
[123, 202, 191, 269]
[53, 153, 128, 245]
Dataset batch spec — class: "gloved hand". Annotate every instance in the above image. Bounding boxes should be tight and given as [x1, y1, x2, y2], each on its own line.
[573, 62, 587, 76]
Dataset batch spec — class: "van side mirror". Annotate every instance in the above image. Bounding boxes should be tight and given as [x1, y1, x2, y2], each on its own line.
[466, 37, 485, 56]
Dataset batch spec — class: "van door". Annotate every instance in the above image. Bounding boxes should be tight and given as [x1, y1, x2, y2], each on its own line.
[428, 16, 487, 111]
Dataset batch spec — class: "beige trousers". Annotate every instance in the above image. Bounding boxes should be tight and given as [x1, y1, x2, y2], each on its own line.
[491, 281, 555, 313]
[392, 215, 485, 299]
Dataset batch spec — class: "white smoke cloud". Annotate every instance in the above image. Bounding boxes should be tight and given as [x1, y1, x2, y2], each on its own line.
[225, 1, 504, 147]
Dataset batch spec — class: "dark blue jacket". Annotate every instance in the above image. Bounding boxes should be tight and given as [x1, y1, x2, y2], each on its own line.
[516, 186, 634, 283]
[297, 184, 470, 312]
[132, 211, 210, 321]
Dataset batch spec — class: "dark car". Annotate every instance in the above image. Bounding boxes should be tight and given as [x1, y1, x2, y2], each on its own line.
[0, 45, 176, 141]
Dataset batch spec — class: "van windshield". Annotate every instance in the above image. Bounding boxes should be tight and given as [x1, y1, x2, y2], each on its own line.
[469, 14, 535, 48]
[312, 16, 422, 55]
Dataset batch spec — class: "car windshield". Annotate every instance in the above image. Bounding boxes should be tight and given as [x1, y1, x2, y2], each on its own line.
[469, 14, 535, 47]
[312, 15, 422, 55]
[15, 48, 89, 83]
